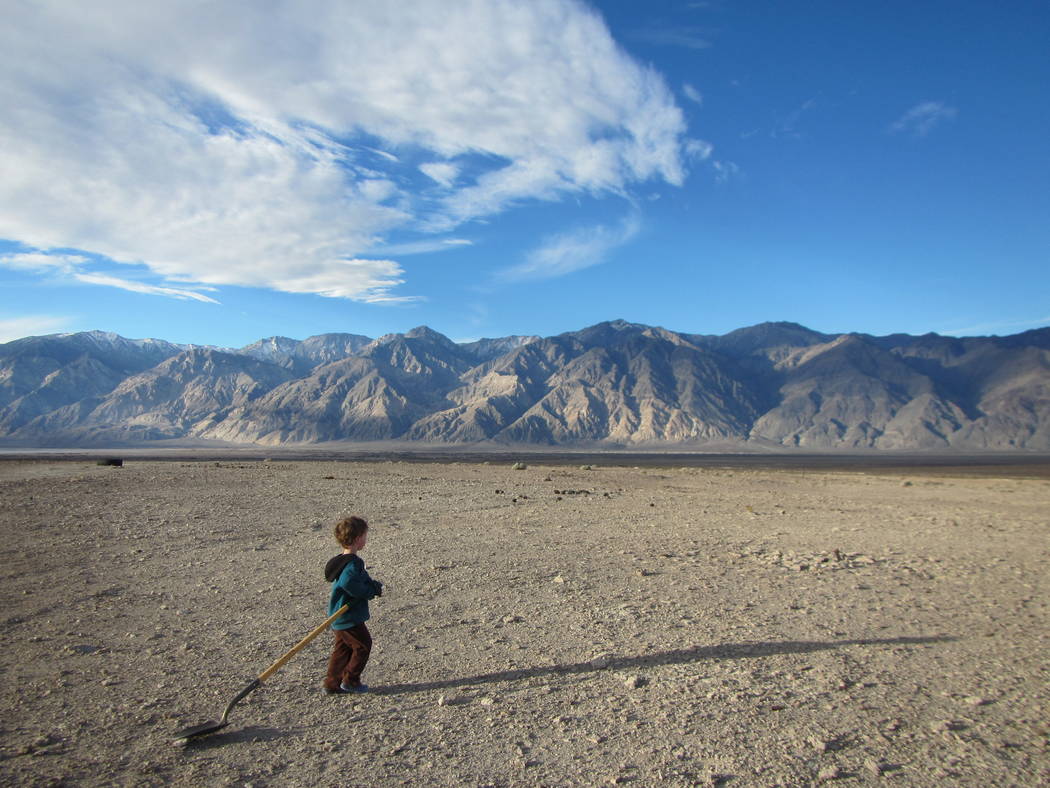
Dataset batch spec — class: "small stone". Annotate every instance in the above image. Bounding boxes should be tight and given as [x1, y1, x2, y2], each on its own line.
[624, 675, 645, 689]
[864, 758, 884, 776]
[438, 693, 469, 707]
[965, 695, 990, 706]
[590, 655, 611, 669]
[817, 765, 842, 781]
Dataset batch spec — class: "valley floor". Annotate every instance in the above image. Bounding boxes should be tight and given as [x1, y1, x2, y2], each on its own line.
[0, 458, 1047, 786]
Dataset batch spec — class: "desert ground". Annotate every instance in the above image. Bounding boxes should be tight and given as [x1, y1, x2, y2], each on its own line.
[0, 455, 1047, 786]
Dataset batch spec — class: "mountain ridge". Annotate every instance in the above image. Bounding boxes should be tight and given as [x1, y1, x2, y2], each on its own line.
[1, 321, 1047, 450]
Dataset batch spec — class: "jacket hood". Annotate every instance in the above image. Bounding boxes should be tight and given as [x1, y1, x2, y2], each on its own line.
[324, 553, 358, 582]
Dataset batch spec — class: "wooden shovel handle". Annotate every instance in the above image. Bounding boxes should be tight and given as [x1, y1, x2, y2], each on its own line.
[258, 603, 349, 683]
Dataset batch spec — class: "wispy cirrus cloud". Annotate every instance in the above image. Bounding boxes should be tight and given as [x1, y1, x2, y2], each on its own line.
[0, 1, 691, 304]
[682, 84, 704, 106]
[419, 162, 460, 188]
[890, 101, 958, 137]
[634, 25, 713, 50]
[712, 160, 741, 183]
[1, 252, 90, 272]
[72, 273, 220, 303]
[940, 316, 1050, 337]
[2, 251, 220, 303]
[498, 213, 642, 283]
[371, 239, 473, 257]
[685, 139, 714, 161]
[773, 98, 818, 139]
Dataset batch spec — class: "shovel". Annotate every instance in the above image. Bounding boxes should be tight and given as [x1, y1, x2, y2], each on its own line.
[174, 603, 349, 745]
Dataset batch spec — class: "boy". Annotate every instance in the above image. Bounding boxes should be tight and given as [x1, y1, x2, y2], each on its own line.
[323, 516, 383, 695]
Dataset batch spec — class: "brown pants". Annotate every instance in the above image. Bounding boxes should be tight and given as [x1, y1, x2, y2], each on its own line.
[324, 623, 372, 690]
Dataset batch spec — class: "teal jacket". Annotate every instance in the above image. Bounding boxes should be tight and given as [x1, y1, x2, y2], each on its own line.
[324, 553, 382, 630]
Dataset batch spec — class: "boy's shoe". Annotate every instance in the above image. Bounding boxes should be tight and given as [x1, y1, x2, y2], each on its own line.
[341, 683, 369, 694]
[323, 685, 351, 696]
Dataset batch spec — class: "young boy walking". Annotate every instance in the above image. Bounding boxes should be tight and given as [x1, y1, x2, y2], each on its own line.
[323, 516, 383, 695]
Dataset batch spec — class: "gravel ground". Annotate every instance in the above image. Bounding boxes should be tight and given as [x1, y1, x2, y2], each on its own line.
[0, 457, 1047, 786]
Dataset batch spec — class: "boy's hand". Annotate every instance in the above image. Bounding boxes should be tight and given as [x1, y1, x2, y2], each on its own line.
[373, 580, 384, 597]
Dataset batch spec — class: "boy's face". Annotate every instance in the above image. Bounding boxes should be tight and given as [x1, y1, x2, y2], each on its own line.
[350, 531, 368, 552]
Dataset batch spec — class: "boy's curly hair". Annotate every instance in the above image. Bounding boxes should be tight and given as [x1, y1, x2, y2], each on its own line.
[334, 515, 369, 548]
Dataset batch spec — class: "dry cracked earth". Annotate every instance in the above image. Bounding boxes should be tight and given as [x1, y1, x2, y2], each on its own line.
[0, 456, 1047, 786]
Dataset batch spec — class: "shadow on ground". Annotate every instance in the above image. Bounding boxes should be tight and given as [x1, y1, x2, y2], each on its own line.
[376, 635, 955, 696]
[179, 725, 294, 751]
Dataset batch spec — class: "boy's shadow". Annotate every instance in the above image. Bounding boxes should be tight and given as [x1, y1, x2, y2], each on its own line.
[376, 635, 954, 696]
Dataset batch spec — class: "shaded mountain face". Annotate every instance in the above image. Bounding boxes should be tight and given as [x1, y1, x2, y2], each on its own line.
[9, 347, 299, 444]
[750, 335, 959, 449]
[0, 331, 184, 434]
[1, 322, 1047, 449]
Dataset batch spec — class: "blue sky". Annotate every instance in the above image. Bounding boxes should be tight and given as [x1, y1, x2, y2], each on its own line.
[1, 0, 1047, 347]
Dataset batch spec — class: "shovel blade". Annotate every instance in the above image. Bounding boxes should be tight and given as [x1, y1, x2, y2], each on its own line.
[173, 677, 260, 746]
[173, 720, 227, 745]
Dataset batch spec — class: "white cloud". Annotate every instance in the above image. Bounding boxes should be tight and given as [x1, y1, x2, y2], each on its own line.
[1, 252, 89, 272]
[683, 84, 703, 106]
[73, 272, 220, 303]
[374, 239, 473, 256]
[0, 316, 74, 343]
[940, 316, 1050, 337]
[685, 139, 714, 161]
[635, 26, 712, 50]
[1, 250, 220, 302]
[268, 259, 421, 304]
[890, 101, 958, 137]
[420, 162, 460, 188]
[499, 213, 641, 282]
[0, 0, 690, 302]
[712, 160, 740, 183]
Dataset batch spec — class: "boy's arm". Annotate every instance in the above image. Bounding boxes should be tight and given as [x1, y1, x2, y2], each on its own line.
[335, 563, 380, 600]
[363, 568, 383, 597]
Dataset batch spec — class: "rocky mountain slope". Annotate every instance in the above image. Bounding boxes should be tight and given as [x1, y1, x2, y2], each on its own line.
[1, 321, 1047, 449]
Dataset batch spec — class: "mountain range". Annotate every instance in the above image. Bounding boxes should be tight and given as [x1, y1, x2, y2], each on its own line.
[1, 320, 1048, 450]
